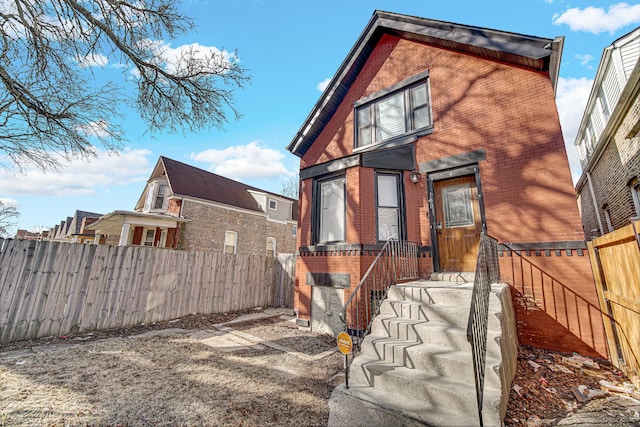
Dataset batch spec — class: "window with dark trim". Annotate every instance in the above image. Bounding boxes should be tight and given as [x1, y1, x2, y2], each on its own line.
[376, 172, 405, 241]
[355, 79, 431, 149]
[313, 174, 346, 244]
[631, 182, 640, 216]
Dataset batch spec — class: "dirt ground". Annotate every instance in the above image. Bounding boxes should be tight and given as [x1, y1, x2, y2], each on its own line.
[1, 310, 639, 426]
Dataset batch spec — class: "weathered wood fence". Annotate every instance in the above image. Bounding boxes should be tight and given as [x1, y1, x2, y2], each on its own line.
[587, 219, 640, 388]
[0, 238, 296, 344]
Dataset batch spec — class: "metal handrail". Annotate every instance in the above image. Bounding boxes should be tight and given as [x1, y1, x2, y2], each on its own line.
[466, 232, 500, 427]
[339, 239, 420, 385]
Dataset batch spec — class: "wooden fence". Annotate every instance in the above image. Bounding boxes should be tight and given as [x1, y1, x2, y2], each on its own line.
[587, 219, 640, 388]
[0, 238, 296, 344]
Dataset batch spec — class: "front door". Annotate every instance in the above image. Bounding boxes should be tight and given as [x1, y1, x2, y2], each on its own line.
[433, 175, 482, 272]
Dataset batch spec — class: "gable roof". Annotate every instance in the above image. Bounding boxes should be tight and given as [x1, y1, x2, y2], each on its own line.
[287, 10, 564, 158]
[148, 156, 297, 216]
[70, 210, 103, 235]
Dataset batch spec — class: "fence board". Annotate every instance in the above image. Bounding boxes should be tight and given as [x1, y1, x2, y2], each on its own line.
[588, 221, 640, 388]
[0, 239, 295, 344]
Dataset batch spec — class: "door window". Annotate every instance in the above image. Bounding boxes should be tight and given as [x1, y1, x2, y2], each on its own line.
[443, 184, 474, 228]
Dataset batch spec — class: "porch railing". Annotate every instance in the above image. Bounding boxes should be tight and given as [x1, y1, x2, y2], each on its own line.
[466, 232, 500, 427]
[339, 239, 420, 385]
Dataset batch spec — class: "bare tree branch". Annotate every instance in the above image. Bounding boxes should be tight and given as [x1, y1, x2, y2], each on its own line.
[0, 0, 249, 171]
[0, 199, 19, 236]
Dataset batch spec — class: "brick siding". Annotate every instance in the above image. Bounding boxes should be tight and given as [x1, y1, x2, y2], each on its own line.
[577, 95, 640, 237]
[295, 34, 607, 357]
[181, 200, 296, 255]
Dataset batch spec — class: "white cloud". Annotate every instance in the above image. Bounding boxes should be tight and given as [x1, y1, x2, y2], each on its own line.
[132, 39, 237, 78]
[0, 197, 18, 208]
[0, 148, 153, 196]
[556, 76, 594, 183]
[553, 3, 640, 34]
[575, 53, 594, 67]
[190, 141, 292, 180]
[317, 78, 331, 92]
[76, 120, 113, 138]
[75, 53, 109, 68]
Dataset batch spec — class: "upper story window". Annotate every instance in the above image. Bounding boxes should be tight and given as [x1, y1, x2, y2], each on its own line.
[313, 174, 346, 244]
[597, 88, 611, 121]
[154, 184, 167, 209]
[268, 199, 277, 210]
[143, 180, 169, 213]
[355, 73, 432, 150]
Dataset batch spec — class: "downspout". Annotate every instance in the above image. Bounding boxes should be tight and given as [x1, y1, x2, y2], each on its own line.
[587, 172, 604, 235]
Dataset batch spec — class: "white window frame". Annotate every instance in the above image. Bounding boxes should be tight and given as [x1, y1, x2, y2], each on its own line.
[268, 199, 277, 210]
[143, 228, 156, 246]
[224, 231, 238, 254]
[154, 184, 167, 210]
[314, 175, 346, 244]
[376, 172, 404, 241]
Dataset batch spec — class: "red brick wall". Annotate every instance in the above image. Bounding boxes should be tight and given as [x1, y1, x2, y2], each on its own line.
[296, 34, 607, 356]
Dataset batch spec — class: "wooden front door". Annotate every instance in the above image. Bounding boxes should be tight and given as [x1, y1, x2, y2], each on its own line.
[433, 175, 482, 272]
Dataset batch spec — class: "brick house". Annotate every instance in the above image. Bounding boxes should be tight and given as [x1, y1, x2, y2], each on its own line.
[575, 27, 640, 238]
[88, 156, 298, 255]
[287, 11, 607, 357]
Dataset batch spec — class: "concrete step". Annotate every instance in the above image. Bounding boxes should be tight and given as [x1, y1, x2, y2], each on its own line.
[344, 282, 517, 427]
[370, 315, 424, 341]
[359, 335, 504, 388]
[349, 364, 501, 419]
[340, 383, 479, 427]
[378, 301, 505, 332]
[430, 271, 475, 283]
[387, 282, 474, 305]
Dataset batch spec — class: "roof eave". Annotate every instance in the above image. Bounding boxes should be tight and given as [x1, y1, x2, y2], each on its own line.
[287, 10, 560, 158]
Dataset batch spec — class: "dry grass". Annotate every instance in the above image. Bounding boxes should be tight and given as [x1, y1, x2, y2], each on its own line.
[0, 315, 343, 427]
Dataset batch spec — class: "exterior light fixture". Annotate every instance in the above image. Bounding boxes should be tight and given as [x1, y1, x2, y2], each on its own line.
[409, 170, 421, 184]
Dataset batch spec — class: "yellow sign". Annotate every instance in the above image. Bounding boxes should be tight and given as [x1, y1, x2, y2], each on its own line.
[337, 331, 353, 355]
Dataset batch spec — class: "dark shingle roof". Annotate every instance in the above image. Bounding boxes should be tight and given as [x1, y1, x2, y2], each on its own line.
[72, 210, 103, 234]
[160, 157, 295, 213]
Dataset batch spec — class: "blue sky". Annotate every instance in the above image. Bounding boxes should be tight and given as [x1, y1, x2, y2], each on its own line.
[2, 0, 640, 233]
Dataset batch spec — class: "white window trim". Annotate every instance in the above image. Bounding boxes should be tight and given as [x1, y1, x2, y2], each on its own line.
[268, 199, 277, 210]
[224, 230, 238, 255]
[266, 237, 276, 256]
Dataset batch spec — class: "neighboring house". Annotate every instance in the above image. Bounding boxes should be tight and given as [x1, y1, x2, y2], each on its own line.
[574, 27, 640, 238]
[14, 229, 44, 241]
[287, 11, 607, 357]
[87, 156, 298, 255]
[44, 210, 103, 243]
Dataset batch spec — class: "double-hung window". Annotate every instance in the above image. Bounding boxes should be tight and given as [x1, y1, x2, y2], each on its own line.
[355, 76, 431, 149]
[224, 231, 238, 254]
[154, 184, 167, 209]
[376, 172, 404, 241]
[314, 175, 346, 244]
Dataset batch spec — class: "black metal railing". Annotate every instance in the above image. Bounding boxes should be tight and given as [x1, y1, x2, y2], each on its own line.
[340, 239, 420, 384]
[466, 232, 500, 427]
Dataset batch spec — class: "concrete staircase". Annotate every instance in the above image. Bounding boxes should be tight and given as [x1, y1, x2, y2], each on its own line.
[340, 276, 518, 427]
